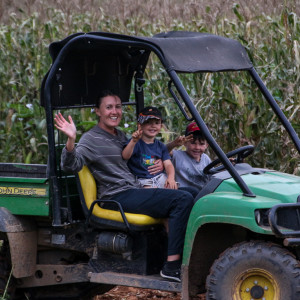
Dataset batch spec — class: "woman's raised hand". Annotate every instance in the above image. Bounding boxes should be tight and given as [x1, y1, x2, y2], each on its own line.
[54, 113, 77, 151]
[54, 113, 77, 140]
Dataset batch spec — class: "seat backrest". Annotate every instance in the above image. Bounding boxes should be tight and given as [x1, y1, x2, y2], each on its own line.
[55, 144, 85, 222]
[77, 165, 163, 229]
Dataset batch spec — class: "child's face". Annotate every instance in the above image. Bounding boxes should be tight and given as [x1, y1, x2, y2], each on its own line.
[185, 137, 208, 162]
[140, 118, 162, 139]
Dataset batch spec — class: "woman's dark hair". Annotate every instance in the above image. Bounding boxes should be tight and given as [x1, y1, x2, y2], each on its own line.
[95, 90, 121, 107]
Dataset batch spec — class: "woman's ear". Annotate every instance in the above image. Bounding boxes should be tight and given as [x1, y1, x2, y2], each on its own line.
[95, 107, 101, 118]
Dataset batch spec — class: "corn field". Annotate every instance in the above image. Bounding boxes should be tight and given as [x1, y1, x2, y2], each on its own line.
[0, 0, 299, 174]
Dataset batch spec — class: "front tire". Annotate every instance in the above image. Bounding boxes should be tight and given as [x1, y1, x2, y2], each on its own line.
[206, 241, 300, 300]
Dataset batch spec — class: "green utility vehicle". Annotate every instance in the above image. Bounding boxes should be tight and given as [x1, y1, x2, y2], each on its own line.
[1, 31, 300, 300]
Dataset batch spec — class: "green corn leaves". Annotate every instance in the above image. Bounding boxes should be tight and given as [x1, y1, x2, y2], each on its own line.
[0, 1, 299, 175]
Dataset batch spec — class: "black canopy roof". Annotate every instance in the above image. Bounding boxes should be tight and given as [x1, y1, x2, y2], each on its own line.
[41, 31, 253, 108]
[143, 31, 252, 72]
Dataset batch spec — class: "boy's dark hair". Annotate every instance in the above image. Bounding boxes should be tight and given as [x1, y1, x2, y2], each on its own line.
[191, 131, 206, 142]
[95, 90, 121, 107]
[185, 122, 206, 142]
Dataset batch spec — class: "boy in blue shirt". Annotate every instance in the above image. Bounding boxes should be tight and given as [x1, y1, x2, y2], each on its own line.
[122, 106, 177, 189]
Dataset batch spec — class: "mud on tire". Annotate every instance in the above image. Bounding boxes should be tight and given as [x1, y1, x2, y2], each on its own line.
[206, 240, 300, 300]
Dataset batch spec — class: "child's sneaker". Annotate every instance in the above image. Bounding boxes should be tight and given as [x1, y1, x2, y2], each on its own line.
[160, 260, 181, 282]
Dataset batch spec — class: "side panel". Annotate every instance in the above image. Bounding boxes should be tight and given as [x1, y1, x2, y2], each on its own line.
[0, 177, 49, 216]
[182, 192, 283, 264]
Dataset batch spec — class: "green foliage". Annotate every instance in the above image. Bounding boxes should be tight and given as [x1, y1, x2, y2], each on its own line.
[0, 267, 12, 300]
[0, 2, 299, 175]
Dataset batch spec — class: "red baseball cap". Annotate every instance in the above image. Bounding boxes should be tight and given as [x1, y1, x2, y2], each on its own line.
[185, 122, 200, 136]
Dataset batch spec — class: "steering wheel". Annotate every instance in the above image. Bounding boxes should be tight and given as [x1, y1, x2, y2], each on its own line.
[203, 145, 254, 175]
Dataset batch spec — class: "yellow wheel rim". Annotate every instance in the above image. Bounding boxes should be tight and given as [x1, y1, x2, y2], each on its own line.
[233, 268, 279, 300]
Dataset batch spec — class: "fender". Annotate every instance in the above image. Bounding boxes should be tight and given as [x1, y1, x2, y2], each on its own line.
[0, 207, 37, 278]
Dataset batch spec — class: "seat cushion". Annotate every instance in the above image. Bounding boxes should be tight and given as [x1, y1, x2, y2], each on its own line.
[78, 166, 162, 226]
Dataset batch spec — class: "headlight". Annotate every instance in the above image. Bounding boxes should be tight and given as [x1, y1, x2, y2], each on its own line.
[255, 209, 270, 227]
[255, 210, 261, 224]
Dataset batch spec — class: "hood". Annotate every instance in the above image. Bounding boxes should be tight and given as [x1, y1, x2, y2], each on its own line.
[217, 171, 300, 204]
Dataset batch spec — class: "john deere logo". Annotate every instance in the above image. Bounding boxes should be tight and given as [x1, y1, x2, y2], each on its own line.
[0, 186, 47, 196]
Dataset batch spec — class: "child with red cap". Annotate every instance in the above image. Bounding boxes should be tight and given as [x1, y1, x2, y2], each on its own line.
[167, 122, 211, 193]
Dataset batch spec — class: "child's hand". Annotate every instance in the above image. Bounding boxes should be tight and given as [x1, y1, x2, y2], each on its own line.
[229, 157, 236, 165]
[131, 128, 143, 143]
[172, 136, 185, 147]
[184, 134, 193, 143]
[164, 178, 178, 190]
[172, 134, 193, 147]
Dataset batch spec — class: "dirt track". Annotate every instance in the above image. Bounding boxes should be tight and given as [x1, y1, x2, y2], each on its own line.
[95, 286, 206, 299]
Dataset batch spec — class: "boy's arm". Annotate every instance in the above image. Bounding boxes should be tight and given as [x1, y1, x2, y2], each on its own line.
[166, 135, 193, 155]
[122, 128, 143, 160]
[163, 159, 177, 189]
[166, 136, 184, 154]
[122, 139, 137, 160]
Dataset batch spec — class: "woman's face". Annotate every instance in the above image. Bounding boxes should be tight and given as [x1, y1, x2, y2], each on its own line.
[96, 95, 122, 133]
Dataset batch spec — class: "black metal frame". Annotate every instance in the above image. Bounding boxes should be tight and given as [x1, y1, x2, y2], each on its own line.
[43, 33, 300, 226]
[86, 200, 131, 230]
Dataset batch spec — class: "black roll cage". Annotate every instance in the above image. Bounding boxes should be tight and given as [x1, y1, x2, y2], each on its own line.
[42, 33, 300, 226]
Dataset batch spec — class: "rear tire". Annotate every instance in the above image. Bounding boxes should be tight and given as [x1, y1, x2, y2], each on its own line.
[0, 237, 22, 299]
[206, 241, 300, 300]
[0, 245, 10, 297]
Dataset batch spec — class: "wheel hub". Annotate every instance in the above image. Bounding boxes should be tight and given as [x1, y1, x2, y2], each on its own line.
[233, 268, 278, 300]
[250, 285, 264, 299]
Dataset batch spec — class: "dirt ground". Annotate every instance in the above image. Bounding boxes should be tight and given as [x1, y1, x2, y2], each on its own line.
[95, 286, 206, 299]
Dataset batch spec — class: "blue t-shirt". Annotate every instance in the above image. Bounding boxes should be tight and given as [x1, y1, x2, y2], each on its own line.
[126, 138, 171, 179]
